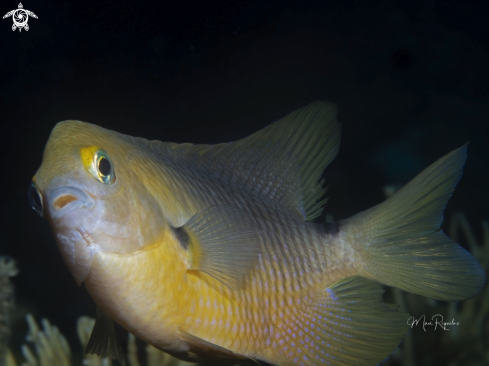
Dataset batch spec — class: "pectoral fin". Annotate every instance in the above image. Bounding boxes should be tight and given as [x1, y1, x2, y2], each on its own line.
[85, 306, 128, 365]
[176, 205, 261, 290]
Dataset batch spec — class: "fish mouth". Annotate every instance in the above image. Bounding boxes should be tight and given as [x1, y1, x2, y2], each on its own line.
[48, 186, 95, 219]
[46, 187, 103, 285]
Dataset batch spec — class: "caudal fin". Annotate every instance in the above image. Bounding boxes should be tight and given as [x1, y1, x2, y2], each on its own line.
[344, 145, 486, 301]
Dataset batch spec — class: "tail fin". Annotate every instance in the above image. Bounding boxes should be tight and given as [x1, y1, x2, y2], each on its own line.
[344, 145, 486, 301]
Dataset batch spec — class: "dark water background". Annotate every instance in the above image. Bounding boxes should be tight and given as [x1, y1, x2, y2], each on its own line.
[1, 0, 488, 365]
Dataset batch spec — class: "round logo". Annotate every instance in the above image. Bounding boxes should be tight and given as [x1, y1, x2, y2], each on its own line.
[12, 9, 28, 28]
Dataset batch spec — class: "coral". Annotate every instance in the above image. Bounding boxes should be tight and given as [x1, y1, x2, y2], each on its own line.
[9, 314, 195, 366]
[0, 257, 18, 366]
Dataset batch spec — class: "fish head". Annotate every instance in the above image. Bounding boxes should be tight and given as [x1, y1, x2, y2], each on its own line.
[30, 121, 167, 285]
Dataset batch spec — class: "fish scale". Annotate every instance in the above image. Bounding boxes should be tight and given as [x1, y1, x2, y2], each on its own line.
[30, 101, 485, 365]
[182, 225, 347, 362]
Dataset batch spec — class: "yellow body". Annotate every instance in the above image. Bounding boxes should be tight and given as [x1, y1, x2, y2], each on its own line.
[85, 214, 356, 363]
[31, 102, 485, 366]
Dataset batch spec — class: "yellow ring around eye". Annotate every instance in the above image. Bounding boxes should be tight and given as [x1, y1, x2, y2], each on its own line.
[80, 146, 115, 184]
[81, 146, 100, 171]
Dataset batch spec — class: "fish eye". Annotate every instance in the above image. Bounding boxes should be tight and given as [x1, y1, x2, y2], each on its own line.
[80, 146, 116, 185]
[98, 155, 111, 177]
[28, 180, 45, 217]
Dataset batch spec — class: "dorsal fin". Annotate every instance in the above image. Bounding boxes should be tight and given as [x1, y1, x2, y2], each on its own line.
[153, 101, 341, 221]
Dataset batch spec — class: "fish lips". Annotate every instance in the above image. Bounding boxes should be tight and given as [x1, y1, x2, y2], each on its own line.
[47, 186, 95, 219]
[46, 186, 100, 285]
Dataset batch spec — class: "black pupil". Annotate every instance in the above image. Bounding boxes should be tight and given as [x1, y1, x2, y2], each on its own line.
[99, 157, 111, 176]
[28, 182, 43, 217]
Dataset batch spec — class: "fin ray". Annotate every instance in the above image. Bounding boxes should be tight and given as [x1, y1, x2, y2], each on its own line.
[279, 277, 408, 366]
[152, 102, 341, 221]
[182, 205, 261, 290]
[86, 307, 127, 365]
[346, 145, 486, 301]
[164, 329, 257, 365]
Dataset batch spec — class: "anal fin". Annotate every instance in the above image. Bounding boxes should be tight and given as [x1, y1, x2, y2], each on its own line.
[280, 277, 408, 366]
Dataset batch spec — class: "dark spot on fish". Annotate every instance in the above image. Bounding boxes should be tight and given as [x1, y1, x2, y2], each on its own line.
[172, 226, 190, 250]
[317, 221, 340, 236]
[391, 48, 414, 69]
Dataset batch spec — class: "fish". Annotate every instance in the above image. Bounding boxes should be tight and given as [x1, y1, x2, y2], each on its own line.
[29, 101, 486, 366]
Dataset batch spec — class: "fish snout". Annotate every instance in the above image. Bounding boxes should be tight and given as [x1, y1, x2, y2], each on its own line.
[48, 186, 95, 218]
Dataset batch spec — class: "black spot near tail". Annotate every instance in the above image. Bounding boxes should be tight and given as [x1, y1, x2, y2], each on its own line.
[317, 221, 340, 236]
